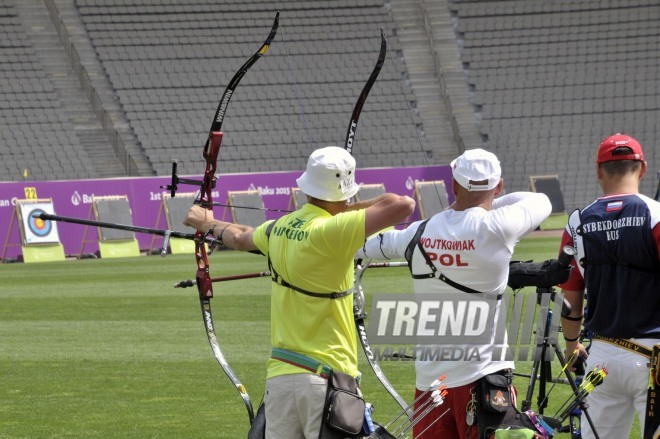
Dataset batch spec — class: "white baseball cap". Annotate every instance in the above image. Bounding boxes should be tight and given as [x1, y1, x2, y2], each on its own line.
[296, 146, 359, 202]
[450, 148, 501, 191]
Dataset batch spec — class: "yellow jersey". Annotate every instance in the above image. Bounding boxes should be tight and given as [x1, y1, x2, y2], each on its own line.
[252, 203, 366, 378]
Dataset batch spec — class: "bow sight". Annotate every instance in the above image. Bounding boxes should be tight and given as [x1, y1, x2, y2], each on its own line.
[160, 159, 213, 199]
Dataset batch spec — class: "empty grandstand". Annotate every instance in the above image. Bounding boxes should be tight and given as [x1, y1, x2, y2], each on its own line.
[450, 0, 660, 210]
[1, 0, 658, 212]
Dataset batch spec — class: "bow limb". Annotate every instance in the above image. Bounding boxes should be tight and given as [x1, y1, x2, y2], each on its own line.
[195, 12, 279, 426]
[344, 28, 386, 154]
[198, 11, 280, 209]
[354, 260, 414, 421]
[345, 29, 412, 418]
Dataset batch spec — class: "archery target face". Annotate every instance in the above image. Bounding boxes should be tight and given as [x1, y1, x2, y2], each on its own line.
[19, 202, 61, 244]
[29, 209, 51, 236]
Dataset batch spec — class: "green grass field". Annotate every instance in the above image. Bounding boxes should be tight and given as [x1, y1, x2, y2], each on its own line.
[0, 236, 640, 438]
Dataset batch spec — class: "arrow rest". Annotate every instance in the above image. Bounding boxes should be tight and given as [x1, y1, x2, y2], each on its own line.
[202, 228, 222, 255]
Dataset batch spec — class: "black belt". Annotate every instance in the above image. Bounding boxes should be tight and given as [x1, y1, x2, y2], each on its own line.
[592, 334, 652, 358]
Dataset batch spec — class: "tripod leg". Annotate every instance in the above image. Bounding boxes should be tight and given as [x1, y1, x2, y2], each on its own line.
[569, 409, 581, 439]
[537, 360, 552, 414]
[522, 357, 541, 412]
[522, 288, 556, 413]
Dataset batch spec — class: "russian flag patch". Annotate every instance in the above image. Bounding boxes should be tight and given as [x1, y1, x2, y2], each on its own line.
[606, 201, 623, 212]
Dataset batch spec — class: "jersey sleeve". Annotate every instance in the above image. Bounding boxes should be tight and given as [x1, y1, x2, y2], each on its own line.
[317, 209, 366, 260]
[649, 196, 660, 257]
[252, 219, 276, 256]
[489, 192, 552, 249]
[558, 228, 585, 291]
[355, 220, 422, 260]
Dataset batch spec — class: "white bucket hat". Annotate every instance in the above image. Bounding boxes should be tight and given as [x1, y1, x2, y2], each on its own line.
[451, 148, 501, 191]
[296, 146, 359, 202]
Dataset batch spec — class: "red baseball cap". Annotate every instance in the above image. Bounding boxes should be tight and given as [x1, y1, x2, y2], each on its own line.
[596, 133, 644, 164]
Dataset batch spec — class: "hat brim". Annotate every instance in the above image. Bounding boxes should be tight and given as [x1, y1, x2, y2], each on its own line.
[296, 173, 359, 202]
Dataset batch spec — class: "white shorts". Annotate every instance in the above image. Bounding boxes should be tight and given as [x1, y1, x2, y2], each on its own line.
[580, 340, 659, 439]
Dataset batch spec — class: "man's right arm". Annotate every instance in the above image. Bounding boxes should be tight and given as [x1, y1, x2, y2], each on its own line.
[561, 287, 588, 365]
[355, 219, 422, 261]
[492, 192, 552, 241]
[355, 193, 415, 238]
[558, 229, 588, 365]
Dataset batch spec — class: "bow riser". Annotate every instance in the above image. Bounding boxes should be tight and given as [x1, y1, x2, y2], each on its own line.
[199, 132, 223, 209]
[196, 260, 213, 299]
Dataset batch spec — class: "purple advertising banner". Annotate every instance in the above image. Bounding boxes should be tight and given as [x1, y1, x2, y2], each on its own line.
[0, 166, 452, 259]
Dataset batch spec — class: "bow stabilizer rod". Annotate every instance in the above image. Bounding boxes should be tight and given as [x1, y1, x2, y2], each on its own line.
[174, 270, 271, 288]
[34, 212, 219, 257]
[173, 261, 406, 289]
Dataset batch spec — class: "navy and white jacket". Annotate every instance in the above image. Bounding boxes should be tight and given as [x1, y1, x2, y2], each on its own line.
[560, 193, 660, 339]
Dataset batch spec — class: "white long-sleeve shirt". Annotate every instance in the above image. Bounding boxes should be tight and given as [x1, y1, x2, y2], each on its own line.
[356, 192, 552, 389]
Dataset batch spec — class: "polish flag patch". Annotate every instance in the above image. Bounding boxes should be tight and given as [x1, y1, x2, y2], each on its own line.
[606, 201, 623, 212]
